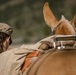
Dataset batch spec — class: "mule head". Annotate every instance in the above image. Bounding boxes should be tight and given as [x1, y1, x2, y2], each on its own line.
[55, 15, 76, 35]
[70, 14, 76, 31]
[43, 2, 76, 35]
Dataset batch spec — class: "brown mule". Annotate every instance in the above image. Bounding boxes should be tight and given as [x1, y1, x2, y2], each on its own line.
[23, 2, 76, 75]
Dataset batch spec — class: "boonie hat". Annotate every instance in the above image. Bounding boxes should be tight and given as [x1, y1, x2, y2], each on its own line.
[0, 23, 13, 35]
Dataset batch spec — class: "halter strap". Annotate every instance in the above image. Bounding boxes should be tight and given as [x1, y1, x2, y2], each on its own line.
[52, 21, 62, 35]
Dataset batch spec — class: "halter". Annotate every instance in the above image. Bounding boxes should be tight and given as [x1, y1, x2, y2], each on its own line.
[52, 21, 62, 35]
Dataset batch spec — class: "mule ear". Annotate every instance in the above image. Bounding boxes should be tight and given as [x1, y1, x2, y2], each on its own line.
[70, 14, 76, 27]
[43, 2, 58, 29]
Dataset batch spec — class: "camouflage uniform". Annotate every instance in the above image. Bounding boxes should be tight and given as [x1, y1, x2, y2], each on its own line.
[0, 23, 13, 53]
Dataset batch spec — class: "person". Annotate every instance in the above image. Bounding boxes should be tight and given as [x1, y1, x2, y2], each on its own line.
[0, 23, 13, 53]
[0, 34, 55, 75]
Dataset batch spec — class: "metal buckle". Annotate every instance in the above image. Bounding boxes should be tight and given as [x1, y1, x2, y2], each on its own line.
[53, 35, 76, 49]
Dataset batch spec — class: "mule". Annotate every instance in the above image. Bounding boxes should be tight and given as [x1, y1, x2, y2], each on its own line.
[23, 2, 76, 75]
[24, 3, 76, 75]
[26, 35, 76, 75]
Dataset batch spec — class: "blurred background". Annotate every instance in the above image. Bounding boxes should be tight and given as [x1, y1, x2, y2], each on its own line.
[0, 0, 76, 46]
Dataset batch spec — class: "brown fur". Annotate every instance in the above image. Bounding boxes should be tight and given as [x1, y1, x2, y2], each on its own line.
[27, 49, 76, 75]
[43, 2, 58, 29]
[70, 14, 76, 31]
[37, 49, 76, 75]
[55, 17, 76, 35]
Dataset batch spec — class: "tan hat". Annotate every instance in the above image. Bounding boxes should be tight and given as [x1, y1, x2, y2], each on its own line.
[0, 23, 13, 36]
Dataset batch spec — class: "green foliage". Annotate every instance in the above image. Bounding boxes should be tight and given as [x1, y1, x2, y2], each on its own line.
[0, 0, 75, 44]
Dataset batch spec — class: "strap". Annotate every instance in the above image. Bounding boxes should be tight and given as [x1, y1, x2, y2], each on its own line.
[53, 35, 76, 49]
[52, 22, 62, 35]
[21, 50, 40, 73]
[54, 35, 76, 41]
